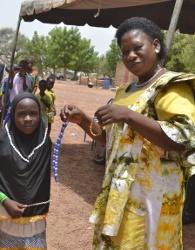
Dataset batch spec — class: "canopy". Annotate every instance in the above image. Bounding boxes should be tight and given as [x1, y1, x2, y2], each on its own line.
[20, 0, 195, 34]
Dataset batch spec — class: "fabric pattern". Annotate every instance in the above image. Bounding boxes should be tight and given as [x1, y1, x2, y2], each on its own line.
[0, 230, 46, 249]
[89, 71, 195, 250]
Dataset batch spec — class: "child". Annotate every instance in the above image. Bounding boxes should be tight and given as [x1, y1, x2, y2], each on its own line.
[0, 92, 51, 249]
[36, 80, 53, 134]
[46, 76, 56, 135]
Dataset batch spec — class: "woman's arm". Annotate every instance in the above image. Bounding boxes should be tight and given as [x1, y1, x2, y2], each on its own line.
[61, 105, 106, 144]
[95, 104, 184, 151]
[126, 110, 185, 151]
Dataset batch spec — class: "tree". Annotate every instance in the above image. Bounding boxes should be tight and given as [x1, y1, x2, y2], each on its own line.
[0, 28, 27, 65]
[165, 31, 188, 72]
[17, 31, 47, 74]
[46, 27, 81, 78]
[105, 39, 121, 77]
[69, 38, 99, 79]
[96, 55, 110, 76]
[182, 34, 195, 73]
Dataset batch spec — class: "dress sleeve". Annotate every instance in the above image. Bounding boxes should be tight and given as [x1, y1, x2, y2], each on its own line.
[0, 191, 8, 203]
[154, 82, 195, 162]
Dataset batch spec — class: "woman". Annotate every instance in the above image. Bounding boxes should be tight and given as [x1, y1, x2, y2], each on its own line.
[61, 17, 195, 249]
[0, 92, 51, 249]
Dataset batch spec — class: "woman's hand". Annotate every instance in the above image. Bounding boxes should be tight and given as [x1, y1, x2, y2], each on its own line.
[95, 104, 130, 126]
[60, 104, 85, 125]
[2, 199, 26, 218]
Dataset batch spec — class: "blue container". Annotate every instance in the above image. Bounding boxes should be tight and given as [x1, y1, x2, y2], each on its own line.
[103, 79, 110, 89]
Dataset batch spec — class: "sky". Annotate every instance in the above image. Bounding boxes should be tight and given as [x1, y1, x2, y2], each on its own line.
[0, 0, 116, 55]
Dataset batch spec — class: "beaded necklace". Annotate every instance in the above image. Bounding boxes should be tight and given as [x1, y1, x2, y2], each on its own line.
[133, 67, 165, 89]
[52, 122, 68, 181]
[5, 123, 48, 163]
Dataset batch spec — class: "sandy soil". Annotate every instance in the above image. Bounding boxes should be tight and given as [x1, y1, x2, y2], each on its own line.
[47, 80, 195, 250]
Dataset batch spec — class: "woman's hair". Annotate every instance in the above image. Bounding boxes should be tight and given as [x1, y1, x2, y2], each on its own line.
[115, 17, 167, 61]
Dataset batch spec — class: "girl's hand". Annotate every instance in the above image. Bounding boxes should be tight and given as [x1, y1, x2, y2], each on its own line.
[95, 104, 130, 126]
[2, 199, 26, 218]
[60, 104, 85, 125]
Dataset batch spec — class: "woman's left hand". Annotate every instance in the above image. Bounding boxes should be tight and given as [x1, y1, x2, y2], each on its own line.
[95, 104, 130, 126]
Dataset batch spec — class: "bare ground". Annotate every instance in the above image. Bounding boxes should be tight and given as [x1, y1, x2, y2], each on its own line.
[47, 81, 195, 250]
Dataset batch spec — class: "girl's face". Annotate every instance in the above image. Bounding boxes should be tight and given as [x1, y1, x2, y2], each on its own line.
[14, 98, 40, 134]
[120, 29, 161, 82]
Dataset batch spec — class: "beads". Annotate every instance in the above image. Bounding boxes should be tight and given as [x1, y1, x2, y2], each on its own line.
[52, 122, 68, 181]
[25, 199, 51, 207]
[5, 123, 48, 163]
[89, 117, 102, 137]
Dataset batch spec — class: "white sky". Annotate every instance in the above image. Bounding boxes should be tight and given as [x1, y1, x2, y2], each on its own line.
[0, 0, 116, 55]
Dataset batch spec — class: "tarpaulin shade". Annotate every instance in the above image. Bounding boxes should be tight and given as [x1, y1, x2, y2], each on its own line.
[20, 0, 195, 34]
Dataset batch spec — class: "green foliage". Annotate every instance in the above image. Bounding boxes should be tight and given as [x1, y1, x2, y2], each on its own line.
[96, 55, 110, 76]
[165, 32, 188, 71]
[69, 38, 99, 78]
[166, 31, 195, 73]
[182, 35, 195, 73]
[17, 31, 47, 73]
[0, 28, 28, 64]
[106, 39, 121, 77]
[46, 27, 81, 72]
[96, 39, 121, 77]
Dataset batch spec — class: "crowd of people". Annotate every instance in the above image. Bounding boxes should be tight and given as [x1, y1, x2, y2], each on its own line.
[0, 16, 195, 250]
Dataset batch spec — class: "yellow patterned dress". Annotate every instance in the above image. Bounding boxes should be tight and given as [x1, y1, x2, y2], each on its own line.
[89, 71, 195, 250]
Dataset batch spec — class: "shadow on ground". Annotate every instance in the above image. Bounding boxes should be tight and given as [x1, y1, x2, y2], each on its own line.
[57, 143, 105, 205]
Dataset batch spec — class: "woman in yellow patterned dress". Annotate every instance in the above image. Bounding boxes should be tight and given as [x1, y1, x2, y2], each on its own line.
[61, 17, 195, 250]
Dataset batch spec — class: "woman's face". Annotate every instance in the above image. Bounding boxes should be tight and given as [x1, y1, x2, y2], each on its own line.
[14, 98, 40, 134]
[120, 29, 161, 81]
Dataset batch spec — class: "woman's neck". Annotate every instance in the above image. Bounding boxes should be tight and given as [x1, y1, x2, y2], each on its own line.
[136, 66, 165, 87]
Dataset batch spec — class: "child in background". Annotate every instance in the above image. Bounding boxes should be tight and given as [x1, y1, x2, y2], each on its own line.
[36, 80, 53, 134]
[46, 76, 56, 135]
[31, 66, 40, 94]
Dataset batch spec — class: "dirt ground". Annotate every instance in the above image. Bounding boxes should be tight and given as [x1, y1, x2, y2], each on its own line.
[47, 81, 195, 250]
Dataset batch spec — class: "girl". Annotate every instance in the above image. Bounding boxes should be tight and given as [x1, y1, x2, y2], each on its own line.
[0, 92, 51, 249]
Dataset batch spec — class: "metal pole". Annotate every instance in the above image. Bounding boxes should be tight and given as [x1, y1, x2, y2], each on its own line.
[9, 15, 22, 85]
[0, 16, 22, 128]
[166, 0, 184, 53]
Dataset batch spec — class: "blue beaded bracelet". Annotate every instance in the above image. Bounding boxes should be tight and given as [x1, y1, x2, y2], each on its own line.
[52, 122, 68, 181]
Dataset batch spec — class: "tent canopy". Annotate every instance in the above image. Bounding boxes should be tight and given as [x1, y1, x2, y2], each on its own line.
[20, 0, 195, 34]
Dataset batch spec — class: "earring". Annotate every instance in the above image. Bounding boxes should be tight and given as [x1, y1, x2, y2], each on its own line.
[155, 49, 160, 54]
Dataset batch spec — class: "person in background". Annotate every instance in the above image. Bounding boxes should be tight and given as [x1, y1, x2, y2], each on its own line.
[0, 93, 51, 249]
[36, 80, 53, 134]
[31, 66, 40, 94]
[0, 65, 20, 126]
[26, 58, 40, 94]
[9, 60, 33, 103]
[61, 17, 195, 249]
[46, 76, 56, 135]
